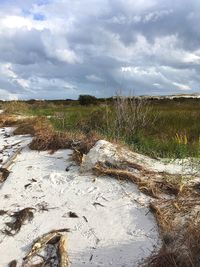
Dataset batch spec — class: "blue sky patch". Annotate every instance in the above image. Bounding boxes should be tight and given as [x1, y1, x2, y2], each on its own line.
[33, 13, 46, 21]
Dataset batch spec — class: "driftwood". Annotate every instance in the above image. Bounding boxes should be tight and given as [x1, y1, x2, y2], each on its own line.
[24, 229, 70, 265]
[0, 145, 23, 185]
[3, 146, 23, 170]
[58, 234, 69, 267]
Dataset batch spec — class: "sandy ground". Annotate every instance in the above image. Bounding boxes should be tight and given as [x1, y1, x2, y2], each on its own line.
[0, 127, 160, 266]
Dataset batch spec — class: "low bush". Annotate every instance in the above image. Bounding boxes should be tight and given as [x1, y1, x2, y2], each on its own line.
[78, 95, 97, 105]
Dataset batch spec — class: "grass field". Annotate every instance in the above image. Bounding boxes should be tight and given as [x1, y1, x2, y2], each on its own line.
[1, 98, 200, 158]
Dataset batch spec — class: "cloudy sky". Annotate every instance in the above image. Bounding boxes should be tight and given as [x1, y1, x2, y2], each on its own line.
[0, 0, 200, 99]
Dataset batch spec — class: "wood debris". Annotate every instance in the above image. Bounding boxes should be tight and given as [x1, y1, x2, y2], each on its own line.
[0, 167, 10, 183]
[68, 211, 78, 218]
[24, 229, 70, 266]
[58, 235, 69, 267]
[8, 260, 17, 267]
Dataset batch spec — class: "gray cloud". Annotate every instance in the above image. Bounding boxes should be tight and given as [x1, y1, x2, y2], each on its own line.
[0, 0, 200, 100]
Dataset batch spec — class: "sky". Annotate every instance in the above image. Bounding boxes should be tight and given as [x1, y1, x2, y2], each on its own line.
[0, 0, 200, 100]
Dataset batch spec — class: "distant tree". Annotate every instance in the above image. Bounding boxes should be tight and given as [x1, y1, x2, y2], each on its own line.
[78, 95, 97, 105]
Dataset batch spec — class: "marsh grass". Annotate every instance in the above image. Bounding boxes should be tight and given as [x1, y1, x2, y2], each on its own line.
[1, 98, 200, 158]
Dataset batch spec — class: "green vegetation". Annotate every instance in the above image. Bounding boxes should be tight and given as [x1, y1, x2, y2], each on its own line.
[1, 97, 200, 158]
[78, 94, 97, 105]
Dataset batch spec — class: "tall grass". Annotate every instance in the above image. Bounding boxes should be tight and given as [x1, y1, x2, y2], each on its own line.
[1, 98, 200, 158]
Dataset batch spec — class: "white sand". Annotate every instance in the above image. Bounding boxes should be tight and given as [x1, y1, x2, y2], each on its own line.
[82, 140, 199, 175]
[0, 128, 160, 266]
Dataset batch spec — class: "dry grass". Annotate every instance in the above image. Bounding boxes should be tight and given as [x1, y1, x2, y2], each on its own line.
[150, 198, 200, 237]
[13, 120, 36, 135]
[113, 94, 154, 139]
[142, 222, 200, 267]
[29, 131, 71, 151]
[2, 101, 29, 115]
[29, 118, 85, 152]
[145, 197, 200, 267]
[0, 112, 97, 156]
[0, 114, 38, 136]
[141, 246, 181, 267]
[93, 162, 188, 198]
[92, 160, 200, 266]
[0, 114, 19, 127]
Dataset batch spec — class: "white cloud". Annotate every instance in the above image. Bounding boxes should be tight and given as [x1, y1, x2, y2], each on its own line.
[121, 66, 158, 76]
[0, 0, 199, 99]
[1, 63, 30, 89]
[116, 0, 157, 13]
[182, 52, 200, 64]
[0, 88, 19, 100]
[54, 48, 81, 64]
[0, 12, 81, 65]
[153, 83, 162, 87]
[143, 9, 173, 23]
[1, 63, 17, 79]
[173, 82, 191, 90]
[41, 29, 82, 64]
[1, 15, 47, 31]
[86, 74, 104, 82]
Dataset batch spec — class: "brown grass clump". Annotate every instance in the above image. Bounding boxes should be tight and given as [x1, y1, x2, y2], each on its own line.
[0, 114, 19, 127]
[13, 117, 52, 136]
[0, 114, 38, 133]
[1, 112, 94, 157]
[2, 101, 29, 115]
[29, 119, 85, 152]
[13, 120, 36, 135]
[93, 161, 187, 198]
[150, 198, 200, 232]
[142, 222, 200, 267]
[30, 130, 71, 151]
[144, 198, 200, 267]
[141, 246, 180, 267]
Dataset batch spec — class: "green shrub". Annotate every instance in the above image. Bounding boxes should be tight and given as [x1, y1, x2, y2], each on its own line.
[78, 95, 97, 105]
